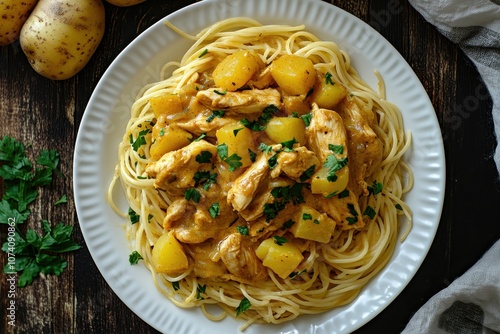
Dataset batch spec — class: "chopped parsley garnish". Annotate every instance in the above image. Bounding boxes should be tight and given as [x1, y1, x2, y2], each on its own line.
[395, 203, 403, 211]
[206, 109, 225, 122]
[302, 213, 312, 220]
[128, 207, 140, 224]
[301, 113, 312, 127]
[131, 129, 150, 151]
[299, 164, 316, 182]
[324, 154, 348, 182]
[281, 219, 296, 230]
[217, 144, 243, 171]
[193, 171, 217, 190]
[213, 89, 227, 95]
[368, 181, 383, 195]
[129, 251, 143, 265]
[273, 236, 288, 246]
[248, 149, 257, 162]
[313, 219, 320, 224]
[196, 284, 207, 300]
[281, 138, 298, 151]
[195, 150, 213, 163]
[264, 183, 306, 221]
[209, 202, 220, 218]
[158, 128, 165, 137]
[363, 206, 376, 219]
[236, 225, 249, 236]
[258, 142, 274, 154]
[233, 128, 243, 136]
[191, 133, 207, 142]
[267, 153, 279, 169]
[338, 189, 350, 198]
[328, 144, 344, 154]
[198, 49, 208, 58]
[240, 104, 279, 131]
[346, 203, 359, 225]
[184, 188, 201, 203]
[325, 72, 334, 85]
[172, 281, 180, 291]
[235, 297, 251, 316]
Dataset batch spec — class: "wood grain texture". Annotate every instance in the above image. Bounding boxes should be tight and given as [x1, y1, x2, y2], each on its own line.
[1, 1, 499, 333]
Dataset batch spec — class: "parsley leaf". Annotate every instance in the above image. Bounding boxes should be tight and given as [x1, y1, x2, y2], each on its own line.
[324, 154, 348, 182]
[129, 251, 143, 265]
[325, 72, 334, 85]
[209, 202, 220, 218]
[300, 113, 312, 127]
[363, 206, 377, 219]
[368, 181, 383, 195]
[131, 129, 150, 151]
[240, 105, 279, 131]
[128, 207, 140, 224]
[236, 297, 251, 316]
[54, 194, 67, 206]
[217, 144, 242, 171]
[236, 225, 249, 236]
[273, 236, 288, 246]
[206, 110, 225, 123]
[195, 150, 213, 163]
[184, 188, 201, 203]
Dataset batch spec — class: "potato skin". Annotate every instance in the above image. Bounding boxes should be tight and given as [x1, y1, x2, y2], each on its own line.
[0, 0, 39, 46]
[105, 0, 145, 6]
[20, 0, 105, 80]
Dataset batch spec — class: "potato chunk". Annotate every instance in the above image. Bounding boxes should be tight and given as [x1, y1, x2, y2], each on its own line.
[255, 238, 303, 279]
[311, 165, 349, 196]
[152, 231, 189, 275]
[150, 94, 183, 118]
[150, 124, 192, 161]
[270, 55, 316, 95]
[291, 205, 336, 243]
[216, 123, 255, 168]
[212, 50, 262, 91]
[311, 72, 348, 109]
[264, 117, 306, 145]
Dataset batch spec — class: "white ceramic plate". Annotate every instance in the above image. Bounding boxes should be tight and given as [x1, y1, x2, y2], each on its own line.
[73, 0, 445, 333]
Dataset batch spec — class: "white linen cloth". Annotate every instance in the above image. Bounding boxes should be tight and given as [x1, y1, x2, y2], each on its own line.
[403, 1, 500, 333]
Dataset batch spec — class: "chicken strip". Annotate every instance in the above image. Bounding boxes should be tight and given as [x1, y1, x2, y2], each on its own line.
[145, 139, 217, 192]
[195, 88, 281, 114]
[218, 233, 268, 282]
[227, 153, 269, 212]
[337, 99, 383, 196]
[270, 146, 320, 182]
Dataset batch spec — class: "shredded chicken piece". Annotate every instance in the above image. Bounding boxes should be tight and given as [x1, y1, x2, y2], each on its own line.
[218, 233, 268, 282]
[195, 88, 282, 114]
[270, 146, 320, 181]
[145, 140, 217, 192]
[303, 189, 364, 229]
[306, 103, 349, 162]
[337, 99, 383, 196]
[227, 153, 269, 212]
[163, 196, 238, 244]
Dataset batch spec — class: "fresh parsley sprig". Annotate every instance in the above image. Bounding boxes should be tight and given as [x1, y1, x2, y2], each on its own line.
[0, 136, 80, 287]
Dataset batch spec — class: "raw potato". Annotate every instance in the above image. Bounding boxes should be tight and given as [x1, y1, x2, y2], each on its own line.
[0, 0, 38, 46]
[20, 0, 105, 80]
[105, 0, 145, 6]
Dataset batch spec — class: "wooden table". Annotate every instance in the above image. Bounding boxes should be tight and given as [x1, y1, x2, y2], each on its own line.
[1, 1, 499, 333]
